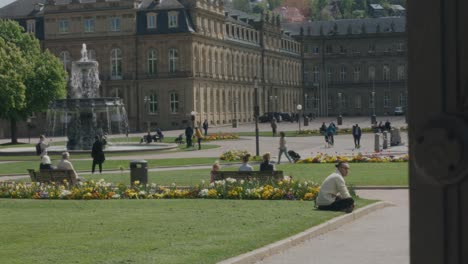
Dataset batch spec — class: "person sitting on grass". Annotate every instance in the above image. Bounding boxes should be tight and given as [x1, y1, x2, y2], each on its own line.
[210, 161, 220, 183]
[259, 152, 275, 172]
[316, 162, 355, 213]
[238, 154, 253, 171]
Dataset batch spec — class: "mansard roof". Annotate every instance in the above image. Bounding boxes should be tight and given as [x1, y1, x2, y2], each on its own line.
[140, 0, 184, 10]
[283, 17, 406, 37]
[0, 0, 44, 18]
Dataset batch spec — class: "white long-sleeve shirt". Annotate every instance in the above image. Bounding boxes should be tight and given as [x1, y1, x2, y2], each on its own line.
[316, 170, 351, 206]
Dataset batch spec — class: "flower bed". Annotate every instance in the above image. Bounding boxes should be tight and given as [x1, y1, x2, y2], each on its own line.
[219, 150, 262, 161]
[0, 178, 320, 201]
[204, 133, 239, 141]
[297, 153, 409, 164]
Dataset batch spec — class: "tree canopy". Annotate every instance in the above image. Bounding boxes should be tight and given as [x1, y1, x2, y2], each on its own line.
[0, 19, 67, 143]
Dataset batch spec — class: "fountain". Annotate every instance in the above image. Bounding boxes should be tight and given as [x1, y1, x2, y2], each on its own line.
[47, 44, 129, 150]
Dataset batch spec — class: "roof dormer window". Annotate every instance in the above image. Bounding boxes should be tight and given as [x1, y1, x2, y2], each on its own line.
[27, 20, 36, 34]
[147, 13, 157, 29]
[168, 11, 178, 28]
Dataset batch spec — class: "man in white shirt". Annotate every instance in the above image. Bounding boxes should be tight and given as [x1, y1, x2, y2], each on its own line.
[316, 162, 355, 213]
[57, 152, 82, 181]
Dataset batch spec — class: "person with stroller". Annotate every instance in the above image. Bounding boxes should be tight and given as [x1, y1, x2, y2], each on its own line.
[278, 132, 292, 164]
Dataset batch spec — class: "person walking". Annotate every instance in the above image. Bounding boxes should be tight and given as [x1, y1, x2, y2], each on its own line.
[271, 118, 278, 137]
[36, 135, 50, 157]
[352, 124, 362, 148]
[202, 119, 209, 136]
[260, 152, 275, 171]
[316, 162, 354, 213]
[91, 136, 106, 174]
[195, 126, 204, 150]
[185, 125, 194, 148]
[278, 132, 292, 164]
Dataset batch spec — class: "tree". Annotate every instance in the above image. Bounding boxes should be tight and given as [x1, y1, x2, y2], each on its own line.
[0, 19, 67, 144]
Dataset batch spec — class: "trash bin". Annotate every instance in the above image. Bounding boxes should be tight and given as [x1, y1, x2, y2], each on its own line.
[337, 115, 343, 125]
[390, 128, 402, 146]
[304, 117, 309, 126]
[371, 114, 377, 125]
[374, 133, 381, 152]
[232, 120, 237, 128]
[382, 131, 388, 149]
[130, 160, 148, 185]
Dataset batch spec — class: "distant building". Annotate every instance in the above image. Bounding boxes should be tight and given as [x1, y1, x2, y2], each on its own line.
[390, 5, 406, 17]
[273, 6, 305, 23]
[0, 0, 302, 137]
[284, 17, 407, 117]
[369, 4, 385, 18]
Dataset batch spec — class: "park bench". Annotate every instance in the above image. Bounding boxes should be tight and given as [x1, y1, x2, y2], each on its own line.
[212, 170, 284, 182]
[27, 169, 77, 185]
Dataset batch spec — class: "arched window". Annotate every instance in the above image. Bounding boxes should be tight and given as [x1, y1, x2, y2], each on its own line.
[383, 64, 390, 80]
[59, 51, 71, 70]
[88, 49, 96, 60]
[368, 65, 375, 80]
[110, 48, 122, 79]
[169, 48, 178, 73]
[170, 92, 179, 113]
[147, 49, 158, 75]
[149, 94, 158, 113]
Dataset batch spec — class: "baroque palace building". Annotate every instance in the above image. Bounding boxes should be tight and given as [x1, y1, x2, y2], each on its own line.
[0, 0, 302, 134]
[284, 17, 407, 117]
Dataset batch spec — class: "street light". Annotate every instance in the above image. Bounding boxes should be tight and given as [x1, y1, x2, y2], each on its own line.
[337, 92, 342, 125]
[254, 77, 260, 157]
[143, 96, 151, 131]
[232, 97, 238, 128]
[304, 93, 308, 114]
[297, 104, 302, 133]
[26, 117, 32, 143]
[371, 91, 376, 124]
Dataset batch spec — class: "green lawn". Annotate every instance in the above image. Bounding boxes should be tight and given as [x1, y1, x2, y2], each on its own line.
[86, 163, 407, 187]
[0, 198, 374, 264]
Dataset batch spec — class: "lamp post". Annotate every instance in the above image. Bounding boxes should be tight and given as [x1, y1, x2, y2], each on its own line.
[337, 92, 342, 125]
[232, 97, 238, 128]
[304, 93, 308, 115]
[254, 77, 260, 157]
[26, 117, 31, 143]
[143, 96, 151, 131]
[371, 91, 376, 124]
[297, 104, 302, 133]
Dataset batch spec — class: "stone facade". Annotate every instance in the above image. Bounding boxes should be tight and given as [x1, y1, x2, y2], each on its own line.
[284, 17, 407, 117]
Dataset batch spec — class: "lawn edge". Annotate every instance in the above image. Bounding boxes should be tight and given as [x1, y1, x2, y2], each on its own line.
[217, 201, 393, 264]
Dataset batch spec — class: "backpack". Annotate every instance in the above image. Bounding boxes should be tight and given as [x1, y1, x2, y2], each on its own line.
[35, 143, 42, 156]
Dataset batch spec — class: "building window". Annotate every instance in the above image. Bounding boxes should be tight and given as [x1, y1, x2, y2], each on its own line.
[59, 51, 71, 70]
[383, 64, 390, 80]
[369, 93, 375, 108]
[112, 88, 124, 99]
[340, 65, 347, 82]
[169, 48, 178, 73]
[110, 48, 122, 79]
[147, 13, 157, 29]
[149, 94, 158, 113]
[368, 66, 375, 80]
[355, 95, 362, 109]
[339, 45, 347, 54]
[399, 91, 407, 107]
[312, 66, 320, 82]
[328, 95, 332, 110]
[147, 49, 158, 75]
[326, 67, 332, 82]
[384, 91, 390, 108]
[397, 41, 405, 51]
[368, 42, 376, 53]
[58, 19, 69, 33]
[354, 66, 360, 82]
[110, 17, 121, 32]
[312, 47, 320, 54]
[84, 18, 95, 33]
[170, 92, 179, 113]
[27, 20, 35, 33]
[168, 12, 178, 28]
[325, 44, 333, 54]
[397, 65, 406, 80]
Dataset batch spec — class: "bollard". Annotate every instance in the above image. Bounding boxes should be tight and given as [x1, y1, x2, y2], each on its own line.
[374, 133, 380, 152]
[383, 131, 388, 149]
[337, 115, 343, 125]
[304, 117, 309, 126]
[371, 114, 377, 125]
[232, 120, 237, 128]
[390, 128, 402, 146]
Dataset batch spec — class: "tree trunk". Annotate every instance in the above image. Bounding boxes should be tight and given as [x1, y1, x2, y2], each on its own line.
[10, 118, 18, 144]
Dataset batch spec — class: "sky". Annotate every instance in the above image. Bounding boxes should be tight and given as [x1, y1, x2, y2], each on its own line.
[0, 0, 15, 8]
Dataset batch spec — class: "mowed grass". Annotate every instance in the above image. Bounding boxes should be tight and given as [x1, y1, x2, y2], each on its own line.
[0, 198, 374, 264]
[82, 162, 407, 186]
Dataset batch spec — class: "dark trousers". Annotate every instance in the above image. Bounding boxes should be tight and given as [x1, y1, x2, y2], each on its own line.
[186, 137, 192, 148]
[203, 129, 208, 136]
[197, 138, 202, 150]
[353, 136, 361, 147]
[318, 198, 354, 212]
[92, 161, 102, 174]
